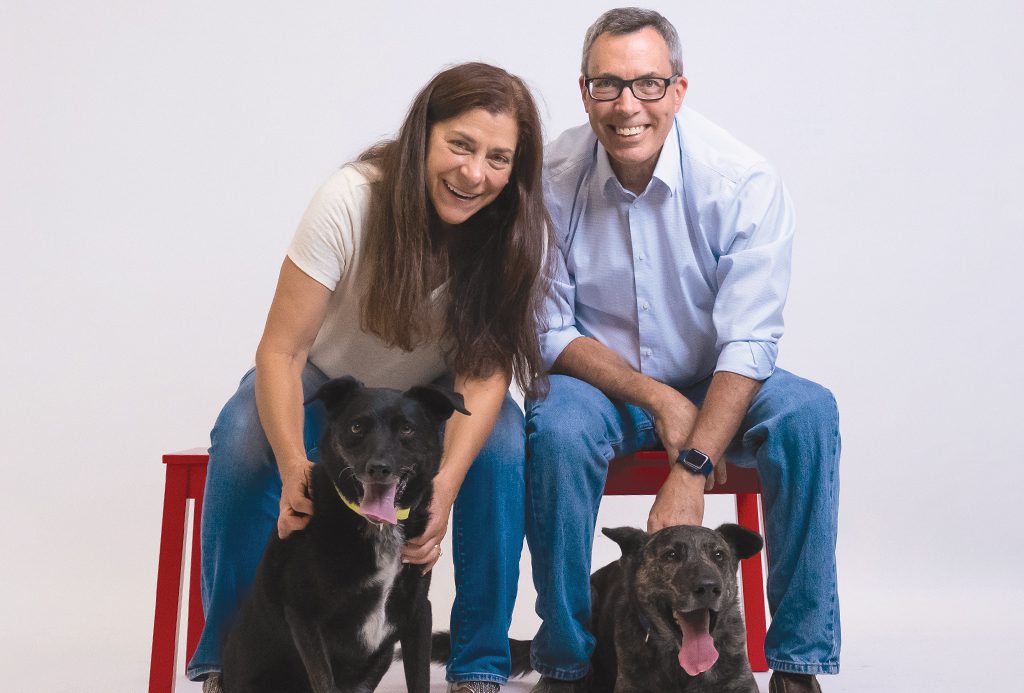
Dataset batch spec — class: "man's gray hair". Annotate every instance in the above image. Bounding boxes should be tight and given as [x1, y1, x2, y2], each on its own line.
[581, 7, 684, 76]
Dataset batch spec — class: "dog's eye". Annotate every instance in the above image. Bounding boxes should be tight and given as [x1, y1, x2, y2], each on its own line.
[350, 422, 363, 434]
[399, 423, 414, 438]
[662, 549, 679, 561]
[712, 550, 725, 562]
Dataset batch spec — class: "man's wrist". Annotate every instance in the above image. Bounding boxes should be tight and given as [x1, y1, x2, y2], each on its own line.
[668, 463, 707, 488]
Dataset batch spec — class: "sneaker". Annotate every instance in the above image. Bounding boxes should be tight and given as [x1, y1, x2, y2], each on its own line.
[448, 682, 501, 693]
[201, 673, 223, 693]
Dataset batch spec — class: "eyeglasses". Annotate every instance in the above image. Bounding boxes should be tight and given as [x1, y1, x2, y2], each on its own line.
[584, 75, 680, 102]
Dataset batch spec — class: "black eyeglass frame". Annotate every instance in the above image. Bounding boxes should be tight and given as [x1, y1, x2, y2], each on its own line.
[583, 74, 681, 102]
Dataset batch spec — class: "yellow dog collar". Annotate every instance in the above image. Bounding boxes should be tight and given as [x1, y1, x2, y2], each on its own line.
[331, 480, 410, 522]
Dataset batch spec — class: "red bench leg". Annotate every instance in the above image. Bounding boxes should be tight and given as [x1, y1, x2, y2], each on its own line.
[149, 464, 188, 693]
[185, 463, 206, 665]
[736, 492, 769, 672]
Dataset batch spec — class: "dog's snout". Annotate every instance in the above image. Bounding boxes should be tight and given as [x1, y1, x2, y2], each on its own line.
[366, 463, 394, 482]
[693, 580, 722, 598]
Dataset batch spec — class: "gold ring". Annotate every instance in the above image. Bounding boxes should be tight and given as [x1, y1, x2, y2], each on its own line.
[435, 544, 442, 556]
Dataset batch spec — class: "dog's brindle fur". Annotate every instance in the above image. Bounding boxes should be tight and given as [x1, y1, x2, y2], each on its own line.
[431, 524, 763, 692]
[221, 376, 467, 693]
[588, 524, 763, 693]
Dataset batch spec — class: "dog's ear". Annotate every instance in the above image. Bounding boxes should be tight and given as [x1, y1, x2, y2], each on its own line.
[405, 385, 470, 421]
[602, 526, 649, 557]
[305, 376, 364, 411]
[715, 523, 764, 561]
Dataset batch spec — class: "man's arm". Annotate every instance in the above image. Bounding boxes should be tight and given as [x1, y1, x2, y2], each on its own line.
[647, 371, 760, 532]
[553, 336, 761, 530]
[643, 161, 794, 530]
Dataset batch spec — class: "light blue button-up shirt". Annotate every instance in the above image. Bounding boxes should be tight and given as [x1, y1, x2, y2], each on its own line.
[540, 108, 795, 389]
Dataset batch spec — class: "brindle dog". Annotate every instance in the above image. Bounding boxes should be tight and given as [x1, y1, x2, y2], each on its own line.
[431, 523, 763, 692]
[588, 524, 764, 693]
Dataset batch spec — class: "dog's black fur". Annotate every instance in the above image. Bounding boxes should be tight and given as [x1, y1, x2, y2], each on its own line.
[432, 524, 762, 693]
[221, 376, 468, 693]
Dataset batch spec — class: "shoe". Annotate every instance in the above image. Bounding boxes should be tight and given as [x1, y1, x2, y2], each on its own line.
[769, 672, 822, 693]
[529, 677, 583, 692]
[448, 682, 501, 693]
[201, 673, 223, 693]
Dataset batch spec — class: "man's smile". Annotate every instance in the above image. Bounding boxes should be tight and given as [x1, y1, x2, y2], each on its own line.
[612, 124, 650, 137]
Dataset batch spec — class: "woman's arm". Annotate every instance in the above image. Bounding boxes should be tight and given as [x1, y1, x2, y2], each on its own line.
[401, 368, 511, 571]
[254, 257, 332, 538]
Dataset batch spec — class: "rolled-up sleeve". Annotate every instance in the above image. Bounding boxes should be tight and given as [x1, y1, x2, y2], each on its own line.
[712, 163, 795, 380]
[538, 247, 582, 371]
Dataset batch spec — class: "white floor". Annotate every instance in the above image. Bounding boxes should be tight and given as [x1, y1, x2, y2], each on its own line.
[166, 593, 1012, 693]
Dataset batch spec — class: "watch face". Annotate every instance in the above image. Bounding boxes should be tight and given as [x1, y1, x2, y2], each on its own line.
[678, 450, 704, 471]
[678, 449, 711, 475]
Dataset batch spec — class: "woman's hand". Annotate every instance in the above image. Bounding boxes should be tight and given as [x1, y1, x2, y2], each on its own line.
[277, 458, 315, 539]
[401, 472, 458, 573]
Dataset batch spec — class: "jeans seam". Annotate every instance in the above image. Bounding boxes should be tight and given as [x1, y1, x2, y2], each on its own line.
[448, 672, 507, 684]
[530, 658, 589, 680]
[186, 664, 220, 681]
[826, 393, 841, 663]
[767, 658, 839, 675]
[452, 504, 467, 658]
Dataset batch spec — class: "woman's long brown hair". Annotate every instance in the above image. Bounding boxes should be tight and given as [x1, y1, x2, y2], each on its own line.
[357, 63, 552, 399]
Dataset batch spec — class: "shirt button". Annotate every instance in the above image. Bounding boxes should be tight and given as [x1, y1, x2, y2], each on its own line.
[642, 347, 652, 357]
[641, 301, 650, 311]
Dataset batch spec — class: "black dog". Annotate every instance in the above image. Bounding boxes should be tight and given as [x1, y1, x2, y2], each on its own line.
[586, 524, 763, 692]
[433, 524, 762, 692]
[221, 376, 468, 693]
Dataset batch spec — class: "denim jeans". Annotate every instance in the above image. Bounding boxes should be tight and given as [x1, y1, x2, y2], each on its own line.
[448, 368, 841, 682]
[186, 363, 330, 681]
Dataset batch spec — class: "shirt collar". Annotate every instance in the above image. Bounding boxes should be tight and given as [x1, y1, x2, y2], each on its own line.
[595, 117, 682, 199]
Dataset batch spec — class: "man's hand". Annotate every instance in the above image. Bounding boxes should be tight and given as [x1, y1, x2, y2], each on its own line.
[649, 386, 699, 467]
[402, 472, 457, 574]
[648, 466, 706, 533]
[278, 458, 315, 539]
[705, 459, 728, 492]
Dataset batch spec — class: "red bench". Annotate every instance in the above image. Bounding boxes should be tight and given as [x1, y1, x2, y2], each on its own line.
[149, 449, 768, 691]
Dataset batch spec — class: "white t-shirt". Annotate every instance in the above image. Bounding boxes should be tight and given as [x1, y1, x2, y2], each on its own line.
[286, 164, 449, 388]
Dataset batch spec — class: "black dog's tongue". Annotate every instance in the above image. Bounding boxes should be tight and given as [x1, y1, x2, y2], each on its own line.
[675, 609, 718, 676]
[360, 483, 398, 524]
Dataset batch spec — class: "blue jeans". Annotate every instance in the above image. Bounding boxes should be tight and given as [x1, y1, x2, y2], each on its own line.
[186, 364, 330, 681]
[448, 368, 841, 682]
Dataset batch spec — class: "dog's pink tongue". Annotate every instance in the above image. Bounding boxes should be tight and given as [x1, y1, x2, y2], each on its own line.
[676, 610, 718, 676]
[360, 483, 398, 524]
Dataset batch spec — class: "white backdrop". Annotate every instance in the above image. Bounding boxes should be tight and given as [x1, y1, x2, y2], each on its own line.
[2, 1, 1022, 691]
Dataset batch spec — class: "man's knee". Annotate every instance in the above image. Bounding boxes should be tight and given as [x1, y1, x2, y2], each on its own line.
[527, 375, 619, 458]
[760, 371, 839, 435]
[786, 378, 839, 437]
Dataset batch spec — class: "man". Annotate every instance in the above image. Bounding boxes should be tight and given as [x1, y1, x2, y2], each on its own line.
[525, 8, 839, 693]
[446, 8, 839, 693]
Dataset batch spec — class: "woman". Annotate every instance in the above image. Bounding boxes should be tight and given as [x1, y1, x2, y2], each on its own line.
[188, 62, 550, 693]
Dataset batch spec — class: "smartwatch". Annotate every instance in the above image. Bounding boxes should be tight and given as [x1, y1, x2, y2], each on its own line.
[676, 448, 714, 477]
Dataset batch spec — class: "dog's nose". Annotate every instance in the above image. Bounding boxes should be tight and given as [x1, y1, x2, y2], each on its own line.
[693, 580, 722, 598]
[367, 463, 394, 482]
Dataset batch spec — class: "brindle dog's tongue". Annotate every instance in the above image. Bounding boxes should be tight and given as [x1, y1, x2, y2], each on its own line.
[675, 609, 718, 676]
[360, 483, 398, 524]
